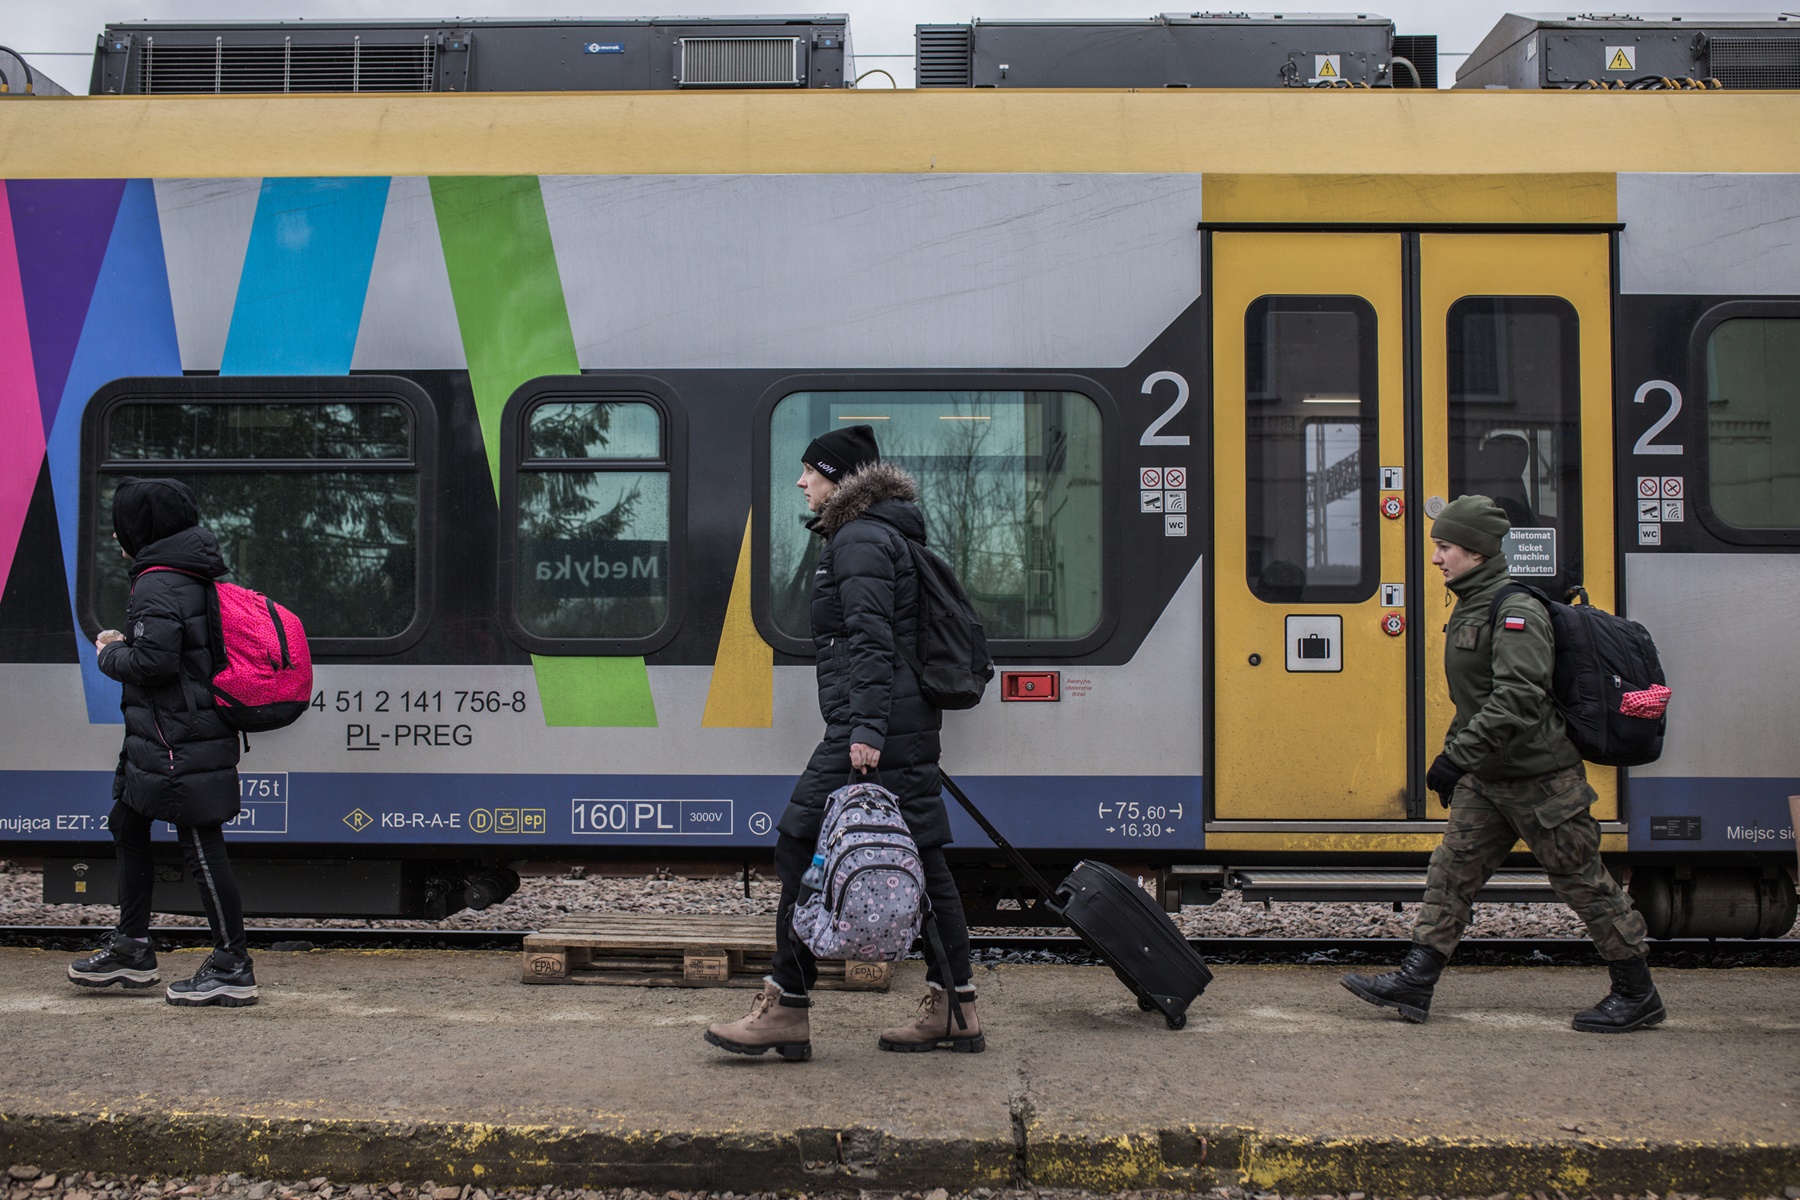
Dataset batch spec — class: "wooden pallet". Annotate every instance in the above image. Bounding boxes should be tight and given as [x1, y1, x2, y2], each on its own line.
[521, 913, 892, 990]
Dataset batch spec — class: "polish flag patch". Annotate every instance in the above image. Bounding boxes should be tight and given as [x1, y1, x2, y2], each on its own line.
[1502, 615, 1528, 631]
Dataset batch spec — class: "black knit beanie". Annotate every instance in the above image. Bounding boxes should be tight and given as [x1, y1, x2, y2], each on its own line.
[112, 477, 200, 557]
[1430, 494, 1510, 558]
[801, 424, 880, 482]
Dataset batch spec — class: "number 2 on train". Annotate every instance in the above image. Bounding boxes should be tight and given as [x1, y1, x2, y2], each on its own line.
[1140, 371, 1191, 447]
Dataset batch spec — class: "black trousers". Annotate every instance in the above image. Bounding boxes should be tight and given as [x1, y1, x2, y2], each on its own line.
[110, 800, 246, 956]
[769, 830, 972, 999]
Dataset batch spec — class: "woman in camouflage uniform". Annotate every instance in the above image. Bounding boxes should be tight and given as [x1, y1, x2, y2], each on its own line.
[1340, 494, 1665, 1033]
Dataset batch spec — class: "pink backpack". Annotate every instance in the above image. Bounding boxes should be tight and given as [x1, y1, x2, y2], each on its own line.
[140, 568, 312, 733]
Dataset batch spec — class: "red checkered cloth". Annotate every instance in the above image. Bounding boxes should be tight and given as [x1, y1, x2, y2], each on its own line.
[1620, 684, 1671, 718]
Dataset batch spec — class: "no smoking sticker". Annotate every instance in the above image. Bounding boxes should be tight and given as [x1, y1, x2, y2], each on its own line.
[1164, 467, 1186, 489]
[1140, 467, 1163, 489]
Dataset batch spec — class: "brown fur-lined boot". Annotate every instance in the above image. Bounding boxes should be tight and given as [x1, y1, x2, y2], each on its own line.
[704, 981, 812, 1061]
[878, 983, 984, 1053]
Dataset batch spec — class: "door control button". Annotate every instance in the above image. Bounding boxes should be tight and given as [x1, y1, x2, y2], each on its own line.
[1001, 671, 1060, 701]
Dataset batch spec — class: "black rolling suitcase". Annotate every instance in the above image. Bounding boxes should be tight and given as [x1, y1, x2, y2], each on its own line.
[942, 774, 1212, 1029]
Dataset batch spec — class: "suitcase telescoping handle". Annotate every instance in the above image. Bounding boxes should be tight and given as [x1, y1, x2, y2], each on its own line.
[939, 772, 1059, 902]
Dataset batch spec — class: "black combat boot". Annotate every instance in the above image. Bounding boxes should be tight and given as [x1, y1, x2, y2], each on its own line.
[1572, 956, 1665, 1033]
[1340, 945, 1447, 1023]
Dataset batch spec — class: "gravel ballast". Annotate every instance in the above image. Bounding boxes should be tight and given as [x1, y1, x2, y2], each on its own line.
[0, 859, 1613, 939]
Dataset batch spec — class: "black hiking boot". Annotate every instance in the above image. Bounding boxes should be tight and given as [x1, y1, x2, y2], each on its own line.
[1572, 956, 1665, 1033]
[67, 931, 159, 989]
[1341, 945, 1447, 1023]
[165, 951, 258, 1008]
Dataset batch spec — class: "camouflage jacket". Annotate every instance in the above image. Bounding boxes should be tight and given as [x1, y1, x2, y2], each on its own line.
[1441, 554, 1582, 781]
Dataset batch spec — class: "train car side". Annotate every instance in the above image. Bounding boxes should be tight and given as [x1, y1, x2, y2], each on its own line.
[0, 90, 1794, 933]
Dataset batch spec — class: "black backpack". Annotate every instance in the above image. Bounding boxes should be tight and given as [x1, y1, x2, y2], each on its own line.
[1488, 584, 1670, 767]
[892, 537, 994, 710]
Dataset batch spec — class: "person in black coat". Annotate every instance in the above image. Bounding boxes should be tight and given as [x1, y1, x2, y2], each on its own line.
[707, 426, 980, 1061]
[66, 478, 258, 1007]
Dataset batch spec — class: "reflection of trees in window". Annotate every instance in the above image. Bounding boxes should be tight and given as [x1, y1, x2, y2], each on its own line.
[514, 401, 669, 641]
[96, 402, 419, 640]
[767, 390, 1101, 643]
[885, 400, 1029, 626]
[108, 403, 409, 460]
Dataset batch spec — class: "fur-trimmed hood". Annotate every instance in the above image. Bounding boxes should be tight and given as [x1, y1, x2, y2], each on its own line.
[811, 461, 923, 539]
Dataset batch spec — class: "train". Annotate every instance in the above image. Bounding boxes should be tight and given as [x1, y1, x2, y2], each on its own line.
[0, 13, 1796, 939]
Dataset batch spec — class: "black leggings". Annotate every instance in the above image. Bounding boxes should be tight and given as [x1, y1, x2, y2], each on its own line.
[110, 801, 246, 956]
[769, 830, 971, 999]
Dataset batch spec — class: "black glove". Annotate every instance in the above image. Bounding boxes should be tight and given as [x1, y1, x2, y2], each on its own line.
[1425, 753, 1465, 802]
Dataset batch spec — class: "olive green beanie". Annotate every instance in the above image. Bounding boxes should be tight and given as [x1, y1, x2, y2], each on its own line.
[1431, 494, 1510, 558]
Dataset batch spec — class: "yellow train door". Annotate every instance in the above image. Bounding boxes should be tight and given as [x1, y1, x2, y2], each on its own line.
[1419, 233, 1618, 820]
[1211, 231, 1616, 823]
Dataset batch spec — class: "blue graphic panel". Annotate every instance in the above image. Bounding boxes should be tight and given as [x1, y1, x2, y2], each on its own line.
[0, 771, 1206, 852]
[47, 179, 182, 724]
[1626, 776, 1798, 854]
[221, 177, 390, 375]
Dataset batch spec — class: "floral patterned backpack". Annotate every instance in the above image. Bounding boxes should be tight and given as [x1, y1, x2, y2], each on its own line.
[791, 779, 928, 962]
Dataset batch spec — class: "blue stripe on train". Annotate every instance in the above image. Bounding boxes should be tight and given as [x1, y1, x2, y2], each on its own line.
[12, 773, 1787, 855]
[0, 771, 1206, 851]
[1625, 777, 1798, 854]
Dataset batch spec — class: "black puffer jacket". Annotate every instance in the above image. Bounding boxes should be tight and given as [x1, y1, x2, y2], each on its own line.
[778, 462, 949, 848]
[98, 481, 241, 826]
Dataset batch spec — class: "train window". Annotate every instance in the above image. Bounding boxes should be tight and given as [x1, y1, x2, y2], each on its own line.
[89, 384, 433, 650]
[1446, 297, 1582, 593]
[767, 390, 1104, 645]
[527, 401, 661, 460]
[107, 403, 410, 461]
[1244, 297, 1380, 603]
[1705, 317, 1800, 532]
[507, 394, 676, 650]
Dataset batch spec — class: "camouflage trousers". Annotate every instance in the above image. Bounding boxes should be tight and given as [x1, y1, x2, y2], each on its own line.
[1414, 765, 1647, 961]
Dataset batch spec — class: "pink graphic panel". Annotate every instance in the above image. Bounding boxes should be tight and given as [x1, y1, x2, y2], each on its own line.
[0, 183, 46, 595]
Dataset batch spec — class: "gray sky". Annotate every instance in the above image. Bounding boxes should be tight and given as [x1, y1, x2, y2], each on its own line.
[3, 1, 1786, 93]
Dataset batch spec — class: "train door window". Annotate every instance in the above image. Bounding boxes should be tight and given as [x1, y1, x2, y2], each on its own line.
[1445, 297, 1582, 593]
[87, 378, 434, 653]
[1704, 316, 1800, 532]
[508, 396, 675, 651]
[766, 389, 1104, 651]
[1244, 296, 1379, 603]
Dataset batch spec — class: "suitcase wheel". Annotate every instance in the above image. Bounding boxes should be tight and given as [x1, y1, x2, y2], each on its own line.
[1166, 1012, 1187, 1031]
[1137, 996, 1156, 1012]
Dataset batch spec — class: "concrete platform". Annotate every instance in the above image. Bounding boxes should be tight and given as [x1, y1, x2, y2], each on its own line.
[0, 947, 1795, 1195]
